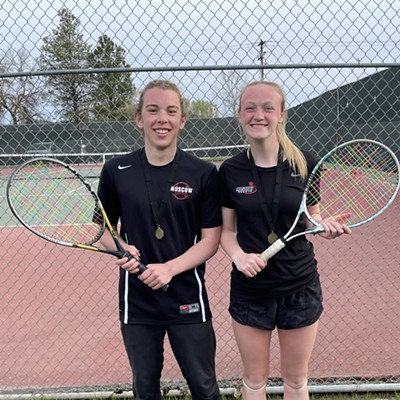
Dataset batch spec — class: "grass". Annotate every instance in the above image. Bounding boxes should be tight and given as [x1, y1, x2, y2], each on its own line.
[309, 395, 400, 400]
[163, 394, 400, 400]
[27, 392, 400, 400]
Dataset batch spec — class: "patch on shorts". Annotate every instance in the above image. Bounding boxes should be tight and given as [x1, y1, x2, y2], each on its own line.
[180, 303, 200, 314]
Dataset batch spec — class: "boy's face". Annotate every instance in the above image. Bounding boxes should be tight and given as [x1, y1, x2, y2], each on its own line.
[135, 87, 186, 151]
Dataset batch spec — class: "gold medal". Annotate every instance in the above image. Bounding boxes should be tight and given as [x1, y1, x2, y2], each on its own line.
[268, 231, 278, 244]
[155, 225, 164, 240]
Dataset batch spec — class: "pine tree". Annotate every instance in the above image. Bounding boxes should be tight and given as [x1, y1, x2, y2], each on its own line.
[40, 7, 94, 122]
[88, 35, 135, 121]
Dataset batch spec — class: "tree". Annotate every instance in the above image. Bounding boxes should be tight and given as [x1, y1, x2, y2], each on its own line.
[39, 7, 93, 122]
[188, 99, 218, 118]
[88, 35, 134, 121]
[213, 70, 252, 117]
[0, 48, 45, 124]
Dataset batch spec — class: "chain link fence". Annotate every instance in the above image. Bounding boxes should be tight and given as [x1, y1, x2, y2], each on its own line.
[1, 0, 399, 397]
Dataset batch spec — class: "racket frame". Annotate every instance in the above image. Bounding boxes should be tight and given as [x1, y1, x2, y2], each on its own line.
[7, 157, 169, 291]
[260, 139, 400, 262]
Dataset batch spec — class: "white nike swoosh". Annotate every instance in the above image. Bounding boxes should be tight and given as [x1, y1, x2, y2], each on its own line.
[118, 165, 132, 170]
[291, 172, 301, 177]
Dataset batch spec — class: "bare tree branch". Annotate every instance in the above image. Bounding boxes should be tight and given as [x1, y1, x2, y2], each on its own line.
[0, 48, 45, 124]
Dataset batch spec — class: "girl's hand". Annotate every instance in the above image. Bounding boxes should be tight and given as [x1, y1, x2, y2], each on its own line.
[233, 252, 267, 278]
[316, 213, 352, 239]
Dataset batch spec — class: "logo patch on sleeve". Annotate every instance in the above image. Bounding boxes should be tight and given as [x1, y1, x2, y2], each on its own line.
[179, 303, 200, 314]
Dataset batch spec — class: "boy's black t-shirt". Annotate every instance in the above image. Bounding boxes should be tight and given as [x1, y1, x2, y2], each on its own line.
[98, 148, 222, 325]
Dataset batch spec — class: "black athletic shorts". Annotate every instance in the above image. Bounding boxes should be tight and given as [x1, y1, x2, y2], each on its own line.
[229, 275, 323, 330]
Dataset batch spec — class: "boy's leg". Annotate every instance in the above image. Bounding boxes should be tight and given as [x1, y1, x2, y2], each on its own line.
[121, 323, 165, 400]
[167, 321, 220, 400]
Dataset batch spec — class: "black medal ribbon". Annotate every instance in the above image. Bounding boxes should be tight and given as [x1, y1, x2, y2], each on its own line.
[247, 148, 283, 245]
[142, 149, 181, 240]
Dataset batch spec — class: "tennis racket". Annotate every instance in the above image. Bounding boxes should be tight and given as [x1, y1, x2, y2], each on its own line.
[6, 157, 169, 291]
[260, 139, 400, 262]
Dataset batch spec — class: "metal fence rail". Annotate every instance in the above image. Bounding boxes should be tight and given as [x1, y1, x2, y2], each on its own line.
[1, 0, 400, 396]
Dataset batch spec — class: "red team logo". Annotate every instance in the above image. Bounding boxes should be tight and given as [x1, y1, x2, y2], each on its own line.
[170, 182, 193, 200]
[235, 181, 257, 194]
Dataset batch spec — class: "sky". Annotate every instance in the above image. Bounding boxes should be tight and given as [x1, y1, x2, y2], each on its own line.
[1, 0, 399, 109]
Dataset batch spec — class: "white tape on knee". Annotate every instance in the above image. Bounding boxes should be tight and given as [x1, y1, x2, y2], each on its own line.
[242, 379, 266, 392]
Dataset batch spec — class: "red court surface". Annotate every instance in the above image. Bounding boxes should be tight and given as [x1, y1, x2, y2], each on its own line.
[0, 199, 399, 394]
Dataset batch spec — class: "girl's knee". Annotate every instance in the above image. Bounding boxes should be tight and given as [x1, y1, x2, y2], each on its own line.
[284, 379, 308, 391]
[283, 379, 309, 399]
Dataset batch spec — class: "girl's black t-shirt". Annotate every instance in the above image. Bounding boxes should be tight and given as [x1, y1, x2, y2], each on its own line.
[219, 149, 320, 299]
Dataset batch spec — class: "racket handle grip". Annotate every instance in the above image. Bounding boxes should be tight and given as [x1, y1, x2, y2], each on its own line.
[138, 263, 169, 292]
[260, 239, 286, 262]
[123, 252, 169, 292]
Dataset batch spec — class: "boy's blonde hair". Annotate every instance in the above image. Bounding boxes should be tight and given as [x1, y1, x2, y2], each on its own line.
[134, 79, 187, 117]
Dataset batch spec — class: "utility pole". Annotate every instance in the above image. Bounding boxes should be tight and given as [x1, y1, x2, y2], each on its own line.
[258, 39, 266, 80]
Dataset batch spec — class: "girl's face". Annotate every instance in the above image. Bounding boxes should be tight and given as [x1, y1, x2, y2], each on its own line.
[135, 87, 186, 150]
[238, 84, 284, 141]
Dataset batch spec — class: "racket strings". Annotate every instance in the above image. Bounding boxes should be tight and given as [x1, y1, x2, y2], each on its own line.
[308, 142, 399, 225]
[9, 161, 104, 245]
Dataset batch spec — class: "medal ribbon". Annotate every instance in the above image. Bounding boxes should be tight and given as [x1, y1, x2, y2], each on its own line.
[247, 148, 283, 244]
[141, 148, 181, 239]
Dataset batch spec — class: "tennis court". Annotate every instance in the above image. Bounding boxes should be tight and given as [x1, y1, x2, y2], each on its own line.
[1, 185, 399, 393]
